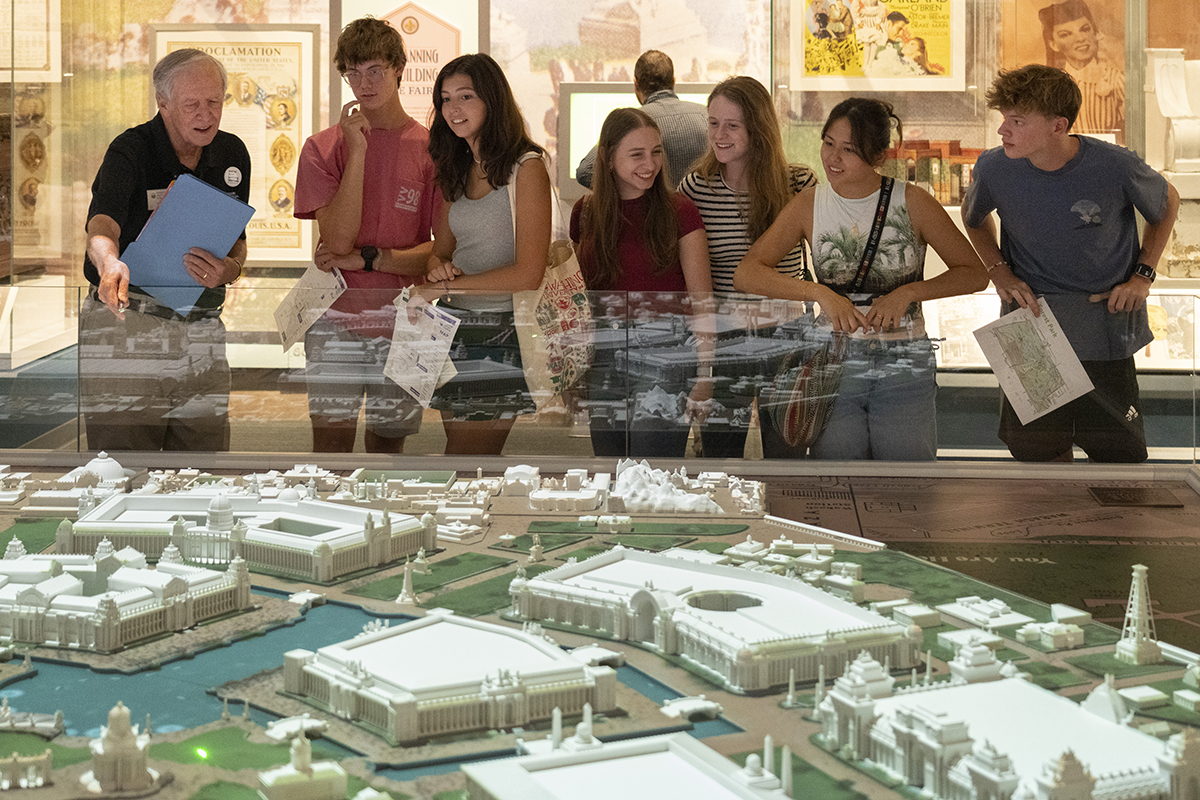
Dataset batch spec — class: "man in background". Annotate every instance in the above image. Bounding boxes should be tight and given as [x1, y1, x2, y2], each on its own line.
[575, 50, 707, 190]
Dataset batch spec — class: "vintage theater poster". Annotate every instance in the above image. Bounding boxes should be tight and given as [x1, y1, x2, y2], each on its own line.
[791, 0, 966, 91]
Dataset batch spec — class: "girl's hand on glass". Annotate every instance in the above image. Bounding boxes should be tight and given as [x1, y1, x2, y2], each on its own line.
[426, 261, 462, 283]
[816, 288, 867, 333]
[866, 287, 916, 332]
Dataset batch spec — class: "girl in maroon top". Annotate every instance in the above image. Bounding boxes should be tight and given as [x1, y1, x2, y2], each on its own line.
[570, 108, 714, 457]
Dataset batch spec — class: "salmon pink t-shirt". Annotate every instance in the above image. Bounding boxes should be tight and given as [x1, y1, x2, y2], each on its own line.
[294, 118, 440, 322]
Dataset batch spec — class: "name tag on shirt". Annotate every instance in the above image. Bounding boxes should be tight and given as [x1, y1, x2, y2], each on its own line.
[147, 188, 169, 211]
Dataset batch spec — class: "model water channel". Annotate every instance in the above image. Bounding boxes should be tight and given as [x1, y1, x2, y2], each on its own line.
[0, 590, 737, 779]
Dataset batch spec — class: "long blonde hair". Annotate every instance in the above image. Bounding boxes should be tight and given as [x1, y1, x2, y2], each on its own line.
[693, 76, 791, 242]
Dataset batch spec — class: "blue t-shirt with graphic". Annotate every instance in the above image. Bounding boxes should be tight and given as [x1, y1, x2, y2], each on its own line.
[962, 135, 1169, 360]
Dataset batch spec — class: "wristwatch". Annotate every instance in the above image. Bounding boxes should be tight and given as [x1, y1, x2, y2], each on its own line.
[1132, 262, 1156, 283]
[361, 245, 379, 273]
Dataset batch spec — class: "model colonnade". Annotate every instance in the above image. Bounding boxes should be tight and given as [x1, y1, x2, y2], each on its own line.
[78, 11, 1178, 463]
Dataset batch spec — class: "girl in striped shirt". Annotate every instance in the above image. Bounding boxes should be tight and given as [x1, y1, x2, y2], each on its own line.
[679, 76, 817, 458]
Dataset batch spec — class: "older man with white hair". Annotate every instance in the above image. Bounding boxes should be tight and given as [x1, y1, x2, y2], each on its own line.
[80, 48, 251, 451]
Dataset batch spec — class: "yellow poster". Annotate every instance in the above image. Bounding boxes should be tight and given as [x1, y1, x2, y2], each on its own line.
[152, 25, 321, 264]
[791, 0, 965, 91]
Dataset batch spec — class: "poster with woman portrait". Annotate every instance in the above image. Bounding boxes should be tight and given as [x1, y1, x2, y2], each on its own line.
[790, 0, 965, 91]
[1004, 0, 1124, 141]
[151, 24, 321, 265]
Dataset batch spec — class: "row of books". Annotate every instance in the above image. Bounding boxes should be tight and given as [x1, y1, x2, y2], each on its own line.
[881, 140, 985, 206]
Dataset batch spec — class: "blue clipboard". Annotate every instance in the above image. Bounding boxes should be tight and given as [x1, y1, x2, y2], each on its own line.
[120, 173, 255, 314]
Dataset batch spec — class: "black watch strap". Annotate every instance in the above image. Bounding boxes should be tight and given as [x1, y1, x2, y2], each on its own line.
[1133, 262, 1156, 283]
[361, 246, 379, 273]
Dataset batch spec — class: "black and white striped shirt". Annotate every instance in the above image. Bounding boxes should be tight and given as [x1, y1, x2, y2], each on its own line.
[679, 165, 817, 299]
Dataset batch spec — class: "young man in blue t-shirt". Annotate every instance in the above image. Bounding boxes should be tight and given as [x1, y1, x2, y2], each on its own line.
[962, 64, 1179, 462]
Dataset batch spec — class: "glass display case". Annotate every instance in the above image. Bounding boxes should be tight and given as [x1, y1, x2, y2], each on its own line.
[1, 0, 1198, 464]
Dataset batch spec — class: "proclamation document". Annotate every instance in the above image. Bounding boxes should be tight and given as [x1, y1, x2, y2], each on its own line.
[973, 298, 1094, 425]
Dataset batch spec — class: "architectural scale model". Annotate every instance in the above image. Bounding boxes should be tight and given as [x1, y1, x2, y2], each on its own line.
[0, 455, 1195, 800]
[508, 547, 920, 694]
[0, 537, 252, 652]
[282, 609, 617, 745]
[18, 452, 129, 518]
[80, 701, 157, 793]
[465, 730, 793, 800]
[257, 732, 347, 800]
[56, 491, 435, 583]
[1117, 564, 1163, 665]
[0, 748, 51, 790]
[817, 647, 1200, 800]
[499, 461, 765, 516]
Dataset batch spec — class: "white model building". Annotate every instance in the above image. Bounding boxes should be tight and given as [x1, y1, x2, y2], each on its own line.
[347, 468, 459, 496]
[257, 733, 347, 800]
[465, 732, 789, 800]
[497, 462, 763, 516]
[1015, 621, 1086, 651]
[529, 470, 611, 512]
[283, 610, 617, 745]
[56, 492, 435, 583]
[0, 748, 51, 789]
[21, 451, 129, 518]
[608, 461, 724, 515]
[509, 547, 920, 694]
[818, 649, 1200, 800]
[936, 596, 1034, 629]
[0, 539, 252, 652]
[0, 470, 27, 506]
[80, 701, 157, 793]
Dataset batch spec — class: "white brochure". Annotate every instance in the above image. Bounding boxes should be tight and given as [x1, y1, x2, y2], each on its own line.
[273, 265, 347, 350]
[384, 288, 460, 407]
[973, 297, 1094, 425]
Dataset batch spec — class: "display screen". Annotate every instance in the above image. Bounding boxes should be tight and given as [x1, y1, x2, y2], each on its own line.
[558, 82, 716, 194]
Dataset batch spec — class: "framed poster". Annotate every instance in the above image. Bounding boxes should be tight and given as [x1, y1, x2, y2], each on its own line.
[0, 0, 63, 82]
[150, 25, 321, 265]
[1003, 0, 1125, 139]
[11, 83, 64, 260]
[334, 0, 485, 125]
[790, 0, 966, 92]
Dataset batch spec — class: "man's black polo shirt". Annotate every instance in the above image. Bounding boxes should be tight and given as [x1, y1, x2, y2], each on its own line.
[84, 113, 252, 308]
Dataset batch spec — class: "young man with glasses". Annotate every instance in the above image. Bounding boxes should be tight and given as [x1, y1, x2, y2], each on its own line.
[294, 17, 441, 453]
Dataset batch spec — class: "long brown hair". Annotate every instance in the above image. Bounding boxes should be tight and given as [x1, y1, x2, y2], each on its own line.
[428, 53, 544, 201]
[692, 76, 790, 242]
[579, 108, 679, 290]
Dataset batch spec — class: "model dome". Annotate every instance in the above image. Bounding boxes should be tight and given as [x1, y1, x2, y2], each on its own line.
[80, 452, 124, 482]
[208, 494, 232, 513]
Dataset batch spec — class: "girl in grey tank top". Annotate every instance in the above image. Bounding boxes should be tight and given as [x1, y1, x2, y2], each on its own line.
[414, 53, 552, 455]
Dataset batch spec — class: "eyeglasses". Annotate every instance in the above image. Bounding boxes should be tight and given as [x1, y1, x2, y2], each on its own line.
[341, 66, 389, 85]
